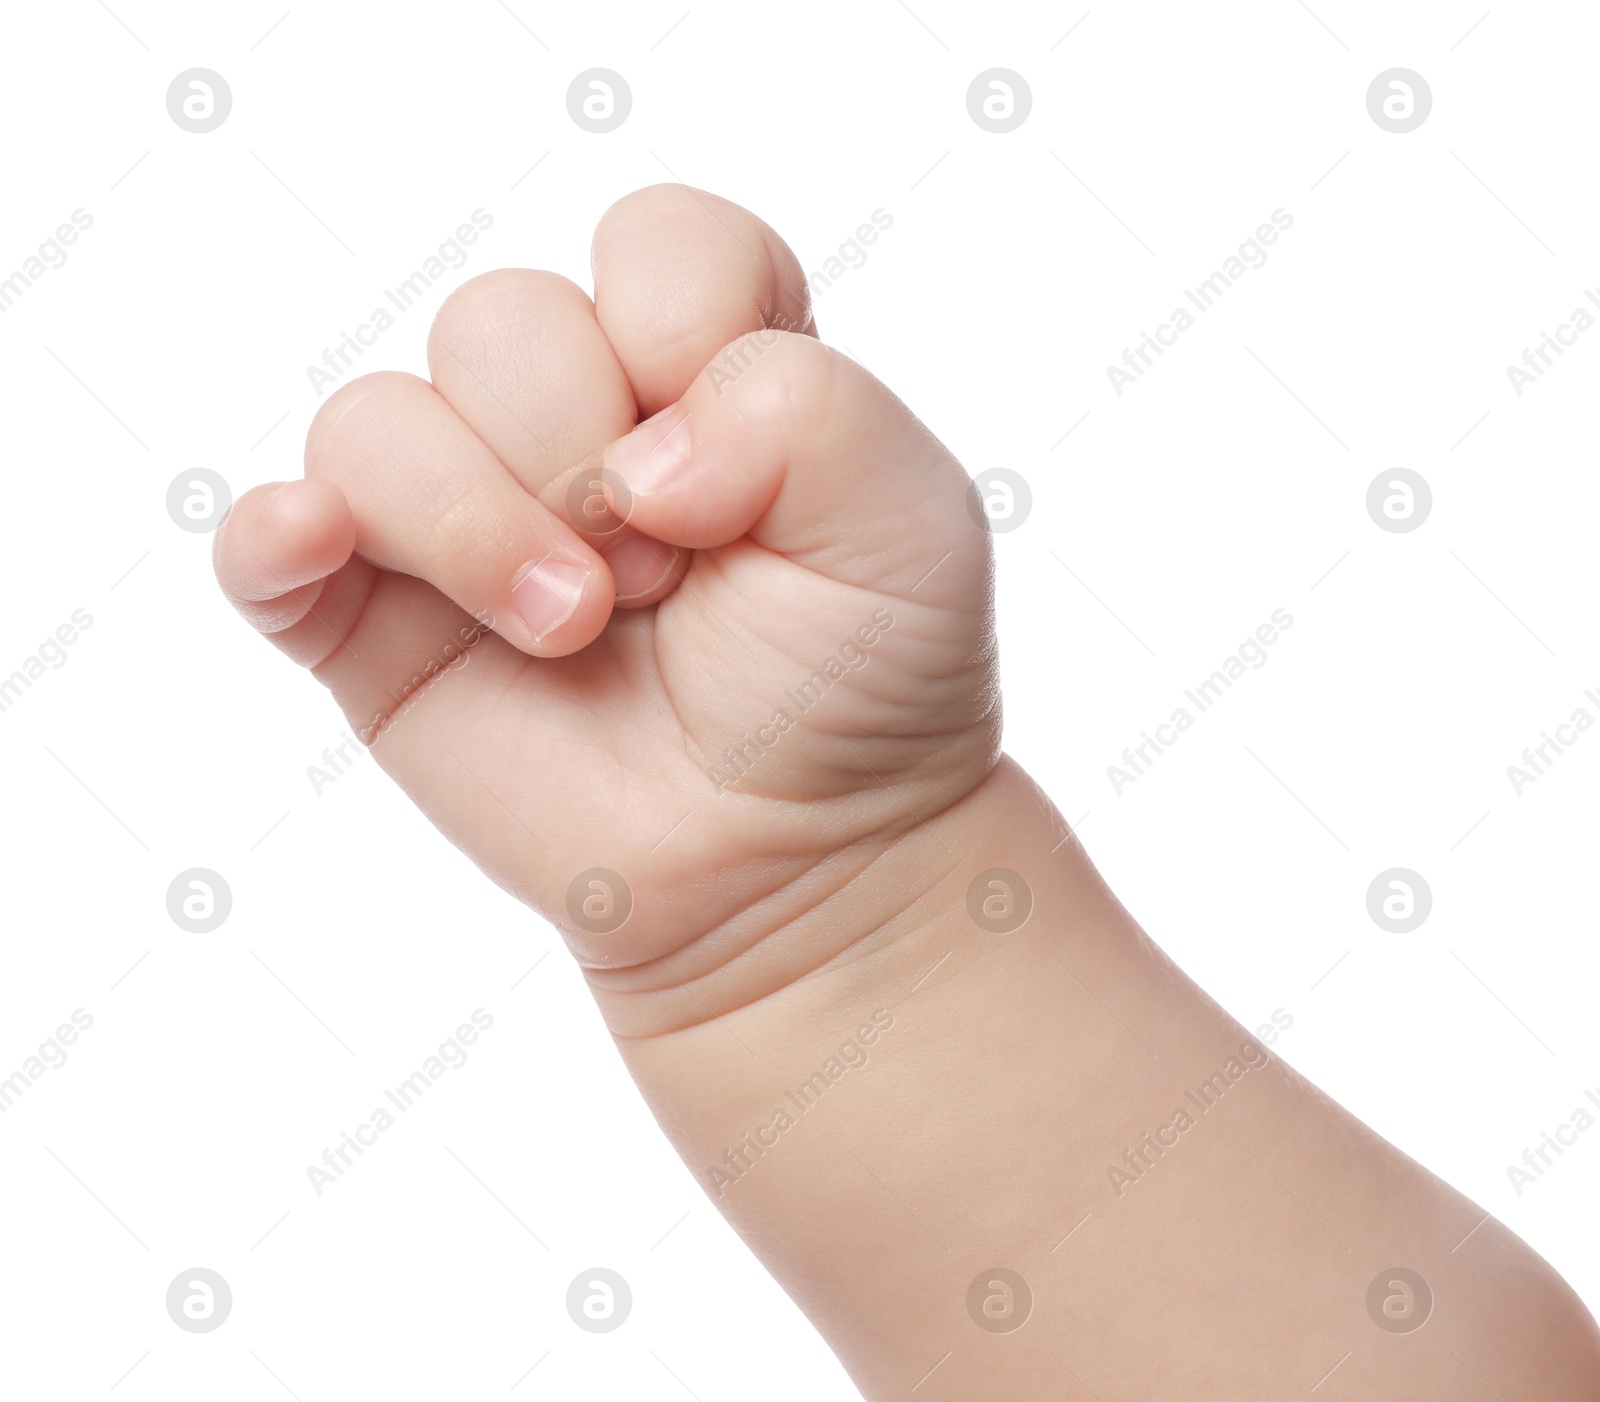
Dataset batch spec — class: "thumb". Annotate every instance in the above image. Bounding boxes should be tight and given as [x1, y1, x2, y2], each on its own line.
[600, 330, 986, 609]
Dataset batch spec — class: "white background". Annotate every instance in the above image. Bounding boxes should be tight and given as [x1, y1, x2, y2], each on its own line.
[1, 0, 1597, 1396]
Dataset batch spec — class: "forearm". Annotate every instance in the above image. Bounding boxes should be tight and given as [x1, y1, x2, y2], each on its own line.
[605, 757, 1600, 1399]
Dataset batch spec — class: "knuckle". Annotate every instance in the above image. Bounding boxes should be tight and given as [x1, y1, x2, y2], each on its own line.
[598, 183, 710, 242]
[430, 269, 588, 354]
[305, 371, 423, 478]
[714, 329, 836, 433]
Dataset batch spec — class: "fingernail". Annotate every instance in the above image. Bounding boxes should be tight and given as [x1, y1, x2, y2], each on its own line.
[604, 408, 691, 499]
[605, 535, 680, 601]
[510, 553, 588, 642]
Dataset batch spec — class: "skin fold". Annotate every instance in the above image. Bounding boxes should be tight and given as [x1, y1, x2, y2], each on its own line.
[214, 184, 1600, 1399]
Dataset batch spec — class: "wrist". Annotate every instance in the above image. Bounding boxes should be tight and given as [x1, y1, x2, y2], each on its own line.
[584, 754, 1085, 1041]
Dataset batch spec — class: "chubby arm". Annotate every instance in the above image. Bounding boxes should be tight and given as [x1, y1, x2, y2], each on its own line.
[608, 757, 1600, 1400]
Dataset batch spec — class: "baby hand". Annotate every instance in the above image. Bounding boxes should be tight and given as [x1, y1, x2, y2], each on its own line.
[214, 185, 999, 1000]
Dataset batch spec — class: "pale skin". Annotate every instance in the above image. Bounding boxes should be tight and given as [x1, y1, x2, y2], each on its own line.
[215, 185, 1600, 1398]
